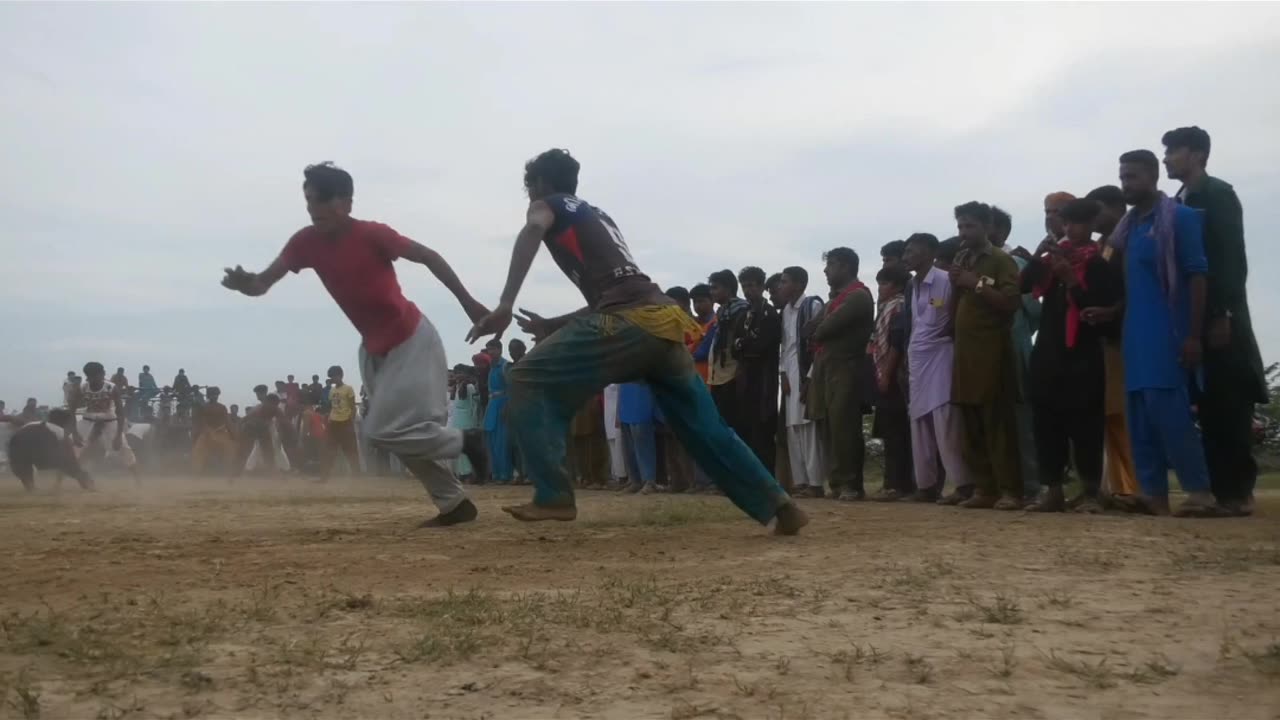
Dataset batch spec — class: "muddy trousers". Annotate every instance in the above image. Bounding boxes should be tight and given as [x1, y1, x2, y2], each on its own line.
[8, 425, 91, 490]
[360, 315, 468, 513]
[506, 313, 789, 524]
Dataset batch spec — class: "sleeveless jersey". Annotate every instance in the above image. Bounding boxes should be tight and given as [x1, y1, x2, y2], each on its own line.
[541, 194, 668, 311]
[81, 381, 117, 421]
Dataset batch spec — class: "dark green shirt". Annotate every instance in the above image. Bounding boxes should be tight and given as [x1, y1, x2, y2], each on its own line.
[952, 243, 1020, 405]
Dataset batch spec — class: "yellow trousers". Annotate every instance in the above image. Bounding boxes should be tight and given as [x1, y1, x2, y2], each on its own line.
[192, 427, 236, 474]
[1103, 414, 1138, 496]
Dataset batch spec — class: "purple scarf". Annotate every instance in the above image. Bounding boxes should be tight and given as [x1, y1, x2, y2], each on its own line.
[1107, 191, 1178, 306]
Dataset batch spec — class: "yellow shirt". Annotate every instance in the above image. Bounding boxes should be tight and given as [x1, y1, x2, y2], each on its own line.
[329, 384, 356, 422]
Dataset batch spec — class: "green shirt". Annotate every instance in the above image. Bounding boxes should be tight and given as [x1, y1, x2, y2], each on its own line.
[951, 243, 1020, 405]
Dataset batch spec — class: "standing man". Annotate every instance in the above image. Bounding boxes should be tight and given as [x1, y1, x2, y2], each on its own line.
[689, 284, 716, 383]
[482, 339, 514, 484]
[990, 206, 1042, 500]
[319, 365, 362, 482]
[1020, 199, 1119, 512]
[1163, 126, 1267, 516]
[221, 161, 488, 527]
[869, 265, 914, 501]
[138, 365, 158, 403]
[1109, 149, 1219, 516]
[1083, 185, 1140, 505]
[949, 202, 1023, 510]
[806, 248, 874, 502]
[466, 149, 806, 533]
[707, 269, 750, 442]
[192, 386, 236, 475]
[735, 266, 782, 470]
[902, 234, 968, 503]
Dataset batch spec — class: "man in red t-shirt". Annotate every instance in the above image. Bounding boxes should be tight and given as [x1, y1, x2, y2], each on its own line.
[221, 162, 490, 527]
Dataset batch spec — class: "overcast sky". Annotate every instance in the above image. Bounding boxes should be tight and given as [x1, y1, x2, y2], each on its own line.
[2, 2, 1278, 409]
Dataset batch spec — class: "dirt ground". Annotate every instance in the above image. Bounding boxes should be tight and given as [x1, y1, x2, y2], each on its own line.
[1, 474, 1278, 720]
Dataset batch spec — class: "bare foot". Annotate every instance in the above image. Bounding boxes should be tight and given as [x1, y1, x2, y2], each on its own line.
[501, 503, 577, 522]
[773, 502, 809, 536]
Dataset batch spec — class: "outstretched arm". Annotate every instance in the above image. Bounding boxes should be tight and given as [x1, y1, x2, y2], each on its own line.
[222, 258, 288, 297]
[397, 240, 488, 323]
[467, 201, 555, 342]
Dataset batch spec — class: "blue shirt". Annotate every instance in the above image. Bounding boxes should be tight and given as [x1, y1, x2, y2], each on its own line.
[618, 382, 656, 425]
[1123, 204, 1207, 391]
[483, 358, 509, 431]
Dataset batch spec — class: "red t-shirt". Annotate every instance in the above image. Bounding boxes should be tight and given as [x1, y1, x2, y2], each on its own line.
[279, 220, 421, 355]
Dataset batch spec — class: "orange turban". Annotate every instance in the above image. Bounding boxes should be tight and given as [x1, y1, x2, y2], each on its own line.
[1044, 192, 1076, 211]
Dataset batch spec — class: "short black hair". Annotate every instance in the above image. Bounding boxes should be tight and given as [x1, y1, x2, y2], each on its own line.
[265, 393, 281, 404]
[328, 365, 344, 379]
[765, 273, 783, 291]
[822, 247, 860, 275]
[690, 283, 713, 300]
[990, 206, 1012, 234]
[486, 338, 504, 350]
[781, 266, 808, 288]
[253, 384, 269, 395]
[875, 265, 911, 288]
[666, 286, 690, 305]
[47, 408, 72, 426]
[524, 148, 579, 194]
[1119, 149, 1160, 176]
[738, 266, 767, 285]
[207, 386, 221, 399]
[303, 162, 354, 202]
[880, 240, 907, 259]
[1161, 126, 1211, 160]
[83, 362, 104, 376]
[937, 237, 961, 263]
[904, 232, 939, 253]
[1059, 198, 1102, 224]
[954, 201, 993, 226]
[1085, 185, 1126, 209]
[509, 339, 527, 350]
[708, 269, 738, 295]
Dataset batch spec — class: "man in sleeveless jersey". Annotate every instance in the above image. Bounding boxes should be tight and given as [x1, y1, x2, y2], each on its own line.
[222, 162, 489, 527]
[467, 149, 808, 535]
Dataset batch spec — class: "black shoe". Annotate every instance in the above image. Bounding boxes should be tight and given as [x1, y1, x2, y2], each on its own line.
[910, 486, 940, 503]
[420, 498, 478, 528]
[461, 430, 489, 482]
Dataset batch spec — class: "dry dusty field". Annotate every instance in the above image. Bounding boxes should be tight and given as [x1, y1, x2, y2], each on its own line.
[1, 474, 1278, 720]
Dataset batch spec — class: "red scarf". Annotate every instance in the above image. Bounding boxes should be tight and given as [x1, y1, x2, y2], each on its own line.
[1033, 239, 1098, 348]
[815, 281, 868, 355]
